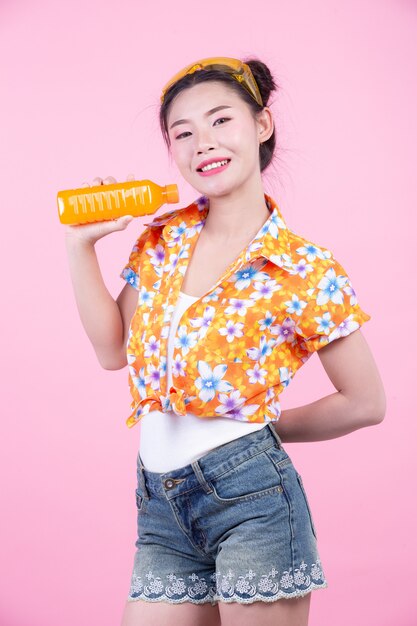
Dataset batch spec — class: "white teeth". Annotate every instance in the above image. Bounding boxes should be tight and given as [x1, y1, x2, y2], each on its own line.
[200, 159, 229, 172]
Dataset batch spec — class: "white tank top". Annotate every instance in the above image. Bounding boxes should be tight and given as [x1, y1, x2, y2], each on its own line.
[139, 290, 266, 471]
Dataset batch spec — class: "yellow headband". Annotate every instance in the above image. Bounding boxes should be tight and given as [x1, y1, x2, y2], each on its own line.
[160, 56, 263, 107]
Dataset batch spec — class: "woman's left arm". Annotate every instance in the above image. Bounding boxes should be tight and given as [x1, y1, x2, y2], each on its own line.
[274, 329, 386, 443]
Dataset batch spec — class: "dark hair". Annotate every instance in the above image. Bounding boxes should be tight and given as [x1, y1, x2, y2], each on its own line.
[159, 58, 279, 173]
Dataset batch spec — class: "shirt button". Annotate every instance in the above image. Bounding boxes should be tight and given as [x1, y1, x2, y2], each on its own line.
[164, 478, 175, 489]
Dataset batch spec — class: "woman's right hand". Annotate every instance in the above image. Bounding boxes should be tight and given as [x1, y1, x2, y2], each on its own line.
[64, 174, 136, 244]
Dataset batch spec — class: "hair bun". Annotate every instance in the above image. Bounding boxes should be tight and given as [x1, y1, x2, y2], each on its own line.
[245, 59, 278, 106]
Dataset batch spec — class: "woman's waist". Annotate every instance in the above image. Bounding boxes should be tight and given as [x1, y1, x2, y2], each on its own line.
[138, 409, 266, 472]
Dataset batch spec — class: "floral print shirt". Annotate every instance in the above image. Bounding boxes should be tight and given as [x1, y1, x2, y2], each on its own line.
[120, 193, 371, 429]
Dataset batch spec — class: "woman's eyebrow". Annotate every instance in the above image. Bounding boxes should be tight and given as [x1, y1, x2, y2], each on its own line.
[169, 105, 233, 130]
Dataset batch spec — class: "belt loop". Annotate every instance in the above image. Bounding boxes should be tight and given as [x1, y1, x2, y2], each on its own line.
[191, 459, 213, 494]
[137, 452, 150, 498]
[267, 422, 283, 448]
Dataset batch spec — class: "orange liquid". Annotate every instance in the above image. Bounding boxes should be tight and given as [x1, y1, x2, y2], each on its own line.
[57, 179, 179, 225]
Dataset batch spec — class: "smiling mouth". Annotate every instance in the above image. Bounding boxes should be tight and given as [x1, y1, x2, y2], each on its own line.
[197, 159, 231, 172]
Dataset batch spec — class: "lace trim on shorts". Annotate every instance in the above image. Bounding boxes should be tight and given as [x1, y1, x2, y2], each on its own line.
[127, 558, 328, 604]
[128, 571, 217, 604]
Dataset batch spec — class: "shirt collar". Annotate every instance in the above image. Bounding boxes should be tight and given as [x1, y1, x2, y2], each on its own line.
[145, 192, 294, 272]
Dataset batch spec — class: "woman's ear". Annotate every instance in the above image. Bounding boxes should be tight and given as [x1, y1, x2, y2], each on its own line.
[257, 106, 274, 144]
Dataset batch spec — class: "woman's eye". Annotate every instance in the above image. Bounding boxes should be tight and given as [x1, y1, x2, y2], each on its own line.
[214, 117, 230, 125]
[175, 131, 191, 140]
[175, 117, 230, 140]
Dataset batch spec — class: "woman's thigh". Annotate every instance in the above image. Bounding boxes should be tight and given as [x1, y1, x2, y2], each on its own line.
[120, 593, 309, 626]
[218, 592, 311, 626]
[121, 598, 221, 626]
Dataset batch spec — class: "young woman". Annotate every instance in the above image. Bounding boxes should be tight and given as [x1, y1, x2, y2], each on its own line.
[65, 57, 386, 626]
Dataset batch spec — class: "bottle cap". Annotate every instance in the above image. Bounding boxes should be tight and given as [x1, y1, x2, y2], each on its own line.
[165, 184, 179, 204]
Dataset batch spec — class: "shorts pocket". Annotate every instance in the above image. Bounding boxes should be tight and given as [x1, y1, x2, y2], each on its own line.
[208, 449, 285, 504]
[296, 473, 317, 539]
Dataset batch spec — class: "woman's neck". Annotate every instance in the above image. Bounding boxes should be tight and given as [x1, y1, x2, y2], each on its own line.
[202, 186, 270, 242]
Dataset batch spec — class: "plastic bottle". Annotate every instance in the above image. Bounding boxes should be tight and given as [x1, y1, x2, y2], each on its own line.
[57, 179, 179, 225]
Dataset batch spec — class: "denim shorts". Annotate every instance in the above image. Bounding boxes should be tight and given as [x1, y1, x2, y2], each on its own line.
[127, 422, 328, 605]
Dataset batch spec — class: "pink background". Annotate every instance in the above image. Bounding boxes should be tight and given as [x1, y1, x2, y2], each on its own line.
[1, 0, 416, 624]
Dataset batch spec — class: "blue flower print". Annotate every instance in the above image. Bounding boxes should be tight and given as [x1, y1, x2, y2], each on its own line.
[132, 403, 148, 421]
[314, 312, 335, 335]
[122, 267, 139, 290]
[129, 365, 146, 398]
[247, 335, 277, 364]
[121, 192, 371, 429]
[233, 262, 269, 290]
[265, 211, 287, 239]
[195, 361, 233, 402]
[316, 268, 348, 305]
[184, 394, 198, 406]
[160, 355, 167, 379]
[138, 286, 155, 307]
[203, 287, 224, 304]
[137, 366, 147, 397]
[174, 325, 199, 356]
[160, 395, 172, 411]
[284, 294, 308, 316]
[178, 242, 192, 262]
[258, 311, 276, 331]
[296, 243, 331, 263]
[168, 220, 188, 242]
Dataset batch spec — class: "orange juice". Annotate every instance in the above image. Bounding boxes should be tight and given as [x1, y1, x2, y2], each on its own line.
[57, 179, 179, 225]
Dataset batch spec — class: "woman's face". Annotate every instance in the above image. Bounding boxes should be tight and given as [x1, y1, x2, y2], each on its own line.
[166, 81, 273, 198]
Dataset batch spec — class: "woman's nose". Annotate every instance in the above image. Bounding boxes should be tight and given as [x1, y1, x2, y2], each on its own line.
[195, 129, 218, 153]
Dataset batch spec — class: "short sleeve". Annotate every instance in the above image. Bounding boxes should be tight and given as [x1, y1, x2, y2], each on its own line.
[293, 257, 371, 353]
[119, 226, 150, 291]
